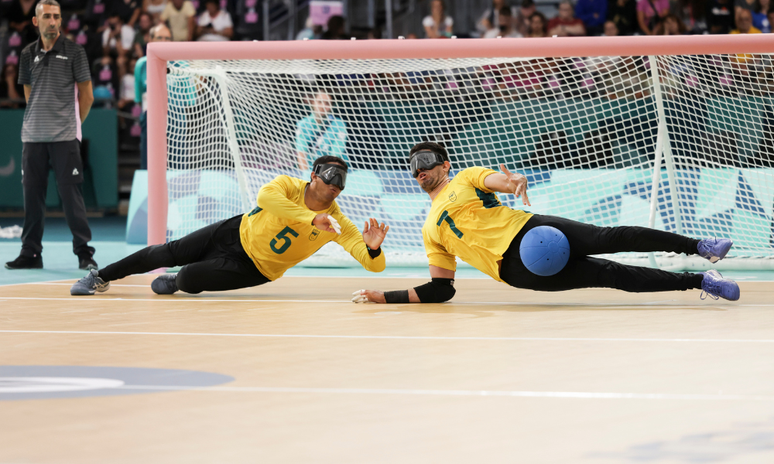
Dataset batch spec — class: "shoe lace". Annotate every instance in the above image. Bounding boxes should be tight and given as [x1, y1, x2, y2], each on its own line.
[700, 277, 721, 300]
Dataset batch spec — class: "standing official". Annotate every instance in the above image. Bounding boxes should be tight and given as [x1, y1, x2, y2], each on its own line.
[5, 0, 97, 270]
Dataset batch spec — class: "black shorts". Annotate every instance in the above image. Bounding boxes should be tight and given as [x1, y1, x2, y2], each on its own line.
[22, 140, 84, 186]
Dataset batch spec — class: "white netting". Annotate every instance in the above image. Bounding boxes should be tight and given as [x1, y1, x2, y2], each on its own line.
[164, 52, 774, 270]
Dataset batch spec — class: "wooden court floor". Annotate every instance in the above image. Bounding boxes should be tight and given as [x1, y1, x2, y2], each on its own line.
[1, 275, 774, 463]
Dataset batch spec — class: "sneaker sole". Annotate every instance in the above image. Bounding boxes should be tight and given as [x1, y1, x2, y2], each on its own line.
[70, 286, 96, 296]
[70, 283, 110, 296]
[5, 264, 43, 270]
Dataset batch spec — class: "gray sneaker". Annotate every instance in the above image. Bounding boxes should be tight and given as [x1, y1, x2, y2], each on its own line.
[70, 269, 110, 296]
[151, 273, 178, 295]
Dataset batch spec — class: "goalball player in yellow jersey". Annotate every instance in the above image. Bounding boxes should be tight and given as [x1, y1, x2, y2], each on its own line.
[71, 156, 389, 295]
[352, 142, 740, 304]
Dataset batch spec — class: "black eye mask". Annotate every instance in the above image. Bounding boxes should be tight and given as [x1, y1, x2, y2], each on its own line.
[410, 150, 446, 178]
[313, 163, 347, 190]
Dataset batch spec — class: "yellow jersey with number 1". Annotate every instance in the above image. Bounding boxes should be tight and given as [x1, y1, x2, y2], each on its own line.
[239, 175, 385, 281]
[422, 167, 533, 282]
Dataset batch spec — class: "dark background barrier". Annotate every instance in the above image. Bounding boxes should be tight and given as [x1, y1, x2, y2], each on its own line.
[0, 108, 118, 211]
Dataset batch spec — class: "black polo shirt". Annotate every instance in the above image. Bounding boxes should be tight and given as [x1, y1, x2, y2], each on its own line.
[18, 33, 91, 143]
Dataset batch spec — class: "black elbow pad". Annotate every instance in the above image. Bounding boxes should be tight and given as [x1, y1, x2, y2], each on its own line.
[414, 278, 455, 303]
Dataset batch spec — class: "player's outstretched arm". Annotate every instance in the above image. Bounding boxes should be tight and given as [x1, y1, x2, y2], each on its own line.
[483, 164, 531, 206]
[335, 216, 387, 273]
[352, 265, 456, 304]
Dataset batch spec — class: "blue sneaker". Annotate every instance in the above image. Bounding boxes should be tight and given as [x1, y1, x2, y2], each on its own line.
[151, 273, 178, 295]
[700, 270, 740, 301]
[697, 238, 733, 263]
[70, 269, 110, 296]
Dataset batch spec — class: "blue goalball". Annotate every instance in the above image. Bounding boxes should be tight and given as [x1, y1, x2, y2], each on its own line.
[519, 226, 571, 277]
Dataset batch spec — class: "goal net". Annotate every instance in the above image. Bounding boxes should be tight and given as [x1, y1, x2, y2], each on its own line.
[148, 37, 774, 270]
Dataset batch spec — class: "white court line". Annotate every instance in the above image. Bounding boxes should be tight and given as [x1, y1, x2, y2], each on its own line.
[2, 330, 774, 343]
[0, 296, 769, 307]
[115, 384, 774, 401]
[0, 296, 347, 303]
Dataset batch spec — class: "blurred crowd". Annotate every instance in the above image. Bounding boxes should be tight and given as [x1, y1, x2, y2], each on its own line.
[2, 0, 773, 110]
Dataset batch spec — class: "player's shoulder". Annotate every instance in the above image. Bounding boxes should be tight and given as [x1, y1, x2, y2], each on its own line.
[453, 166, 493, 181]
[61, 37, 86, 54]
[272, 174, 305, 187]
[20, 41, 37, 58]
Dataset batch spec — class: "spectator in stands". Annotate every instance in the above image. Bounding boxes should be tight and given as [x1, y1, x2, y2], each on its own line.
[423, 0, 454, 38]
[576, 0, 608, 35]
[736, 0, 755, 15]
[636, 0, 669, 34]
[731, 7, 762, 32]
[768, 6, 774, 32]
[675, 0, 708, 34]
[6, 0, 40, 46]
[527, 11, 549, 37]
[708, 0, 735, 34]
[0, 63, 25, 108]
[296, 16, 322, 40]
[751, 0, 771, 32]
[118, 57, 136, 111]
[476, 0, 517, 37]
[143, 0, 168, 24]
[160, 0, 197, 41]
[548, 1, 587, 36]
[654, 12, 687, 33]
[92, 55, 118, 102]
[102, 13, 135, 83]
[603, 19, 620, 34]
[295, 92, 348, 170]
[83, 0, 111, 33]
[196, 0, 233, 41]
[134, 24, 172, 169]
[111, 0, 141, 28]
[133, 11, 153, 58]
[321, 15, 347, 39]
[514, 0, 536, 36]
[608, 0, 637, 35]
[483, 6, 523, 37]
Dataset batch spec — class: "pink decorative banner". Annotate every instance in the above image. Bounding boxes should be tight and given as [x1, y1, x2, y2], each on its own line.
[310, 1, 343, 26]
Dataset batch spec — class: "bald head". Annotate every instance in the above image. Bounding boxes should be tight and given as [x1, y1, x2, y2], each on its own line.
[150, 24, 172, 42]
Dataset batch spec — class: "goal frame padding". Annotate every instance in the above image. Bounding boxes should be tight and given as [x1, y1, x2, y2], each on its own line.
[146, 35, 774, 245]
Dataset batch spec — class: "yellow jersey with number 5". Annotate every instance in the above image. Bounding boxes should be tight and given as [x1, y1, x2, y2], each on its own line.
[422, 167, 532, 282]
[239, 175, 385, 281]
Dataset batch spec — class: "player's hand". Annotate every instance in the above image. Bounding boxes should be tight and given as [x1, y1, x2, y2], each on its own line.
[500, 164, 531, 206]
[352, 289, 386, 303]
[362, 218, 389, 250]
[313, 213, 341, 234]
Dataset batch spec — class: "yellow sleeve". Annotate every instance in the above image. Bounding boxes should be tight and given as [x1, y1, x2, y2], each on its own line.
[423, 230, 456, 271]
[333, 215, 386, 273]
[461, 166, 499, 193]
[257, 176, 317, 225]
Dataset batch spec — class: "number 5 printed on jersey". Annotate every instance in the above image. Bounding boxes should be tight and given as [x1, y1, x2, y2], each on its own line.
[270, 226, 299, 254]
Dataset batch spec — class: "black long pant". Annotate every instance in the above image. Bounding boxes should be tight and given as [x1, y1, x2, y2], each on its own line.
[500, 215, 704, 292]
[99, 216, 270, 293]
[21, 141, 93, 257]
